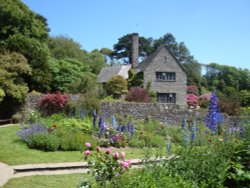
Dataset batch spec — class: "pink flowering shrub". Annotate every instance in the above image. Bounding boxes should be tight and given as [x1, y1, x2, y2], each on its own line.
[187, 94, 199, 108]
[187, 85, 199, 96]
[84, 143, 131, 186]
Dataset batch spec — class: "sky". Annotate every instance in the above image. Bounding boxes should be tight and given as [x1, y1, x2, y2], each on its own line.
[22, 0, 250, 70]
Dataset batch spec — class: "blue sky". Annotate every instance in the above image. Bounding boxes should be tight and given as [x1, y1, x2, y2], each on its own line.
[22, 0, 250, 70]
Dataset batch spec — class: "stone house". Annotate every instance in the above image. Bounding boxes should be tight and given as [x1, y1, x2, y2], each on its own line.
[97, 33, 187, 107]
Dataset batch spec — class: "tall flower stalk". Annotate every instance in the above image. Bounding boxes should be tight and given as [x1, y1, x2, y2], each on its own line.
[205, 92, 221, 134]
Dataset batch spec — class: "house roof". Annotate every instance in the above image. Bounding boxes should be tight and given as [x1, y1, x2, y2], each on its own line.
[138, 45, 187, 74]
[97, 64, 131, 83]
[97, 45, 186, 83]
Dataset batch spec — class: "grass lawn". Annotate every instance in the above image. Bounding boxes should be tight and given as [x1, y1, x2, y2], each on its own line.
[0, 125, 165, 165]
[2, 173, 89, 188]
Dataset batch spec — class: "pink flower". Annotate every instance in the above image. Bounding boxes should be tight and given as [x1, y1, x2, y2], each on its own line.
[84, 150, 91, 156]
[96, 146, 101, 152]
[121, 151, 126, 159]
[85, 142, 91, 148]
[113, 152, 119, 160]
[105, 148, 111, 155]
[120, 161, 130, 169]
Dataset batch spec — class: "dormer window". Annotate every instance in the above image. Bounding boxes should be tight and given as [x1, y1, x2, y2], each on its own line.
[156, 72, 176, 81]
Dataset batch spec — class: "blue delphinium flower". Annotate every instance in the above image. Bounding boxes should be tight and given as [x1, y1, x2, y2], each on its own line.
[181, 117, 186, 130]
[112, 115, 116, 128]
[99, 116, 105, 137]
[93, 109, 97, 130]
[205, 92, 222, 135]
[191, 120, 196, 142]
[127, 122, 131, 133]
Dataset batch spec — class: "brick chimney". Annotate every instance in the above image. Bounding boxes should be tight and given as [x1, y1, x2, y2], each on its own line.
[131, 33, 139, 69]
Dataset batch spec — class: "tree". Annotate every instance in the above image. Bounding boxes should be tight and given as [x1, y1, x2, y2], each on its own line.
[0, 0, 51, 91]
[107, 76, 128, 99]
[48, 58, 90, 92]
[112, 33, 153, 63]
[0, 52, 32, 118]
[112, 33, 202, 87]
[48, 36, 88, 61]
[240, 90, 250, 107]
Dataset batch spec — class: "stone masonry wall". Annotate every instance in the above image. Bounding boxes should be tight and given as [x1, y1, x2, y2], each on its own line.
[24, 94, 244, 127]
[143, 47, 187, 107]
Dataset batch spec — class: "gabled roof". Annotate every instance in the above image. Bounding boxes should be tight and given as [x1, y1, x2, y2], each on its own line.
[97, 64, 131, 83]
[138, 45, 187, 74]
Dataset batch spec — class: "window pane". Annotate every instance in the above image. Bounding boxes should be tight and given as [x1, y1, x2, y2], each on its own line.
[156, 72, 175, 81]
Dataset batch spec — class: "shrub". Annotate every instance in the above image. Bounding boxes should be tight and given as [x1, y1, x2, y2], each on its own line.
[186, 94, 199, 108]
[64, 95, 100, 117]
[59, 130, 97, 151]
[107, 75, 128, 99]
[27, 132, 60, 151]
[39, 92, 68, 116]
[84, 146, 131, 186]
[17, 123, 47, 142]
[111, 133, 127, 148]
[187, 85, 199, 95]
[126, 87, 150, 103]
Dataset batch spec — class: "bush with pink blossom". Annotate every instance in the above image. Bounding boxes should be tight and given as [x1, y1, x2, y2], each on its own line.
[83, 143, 131, 186]
[187, 94, 199, 108]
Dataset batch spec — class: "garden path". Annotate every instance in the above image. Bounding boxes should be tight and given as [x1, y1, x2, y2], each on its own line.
[0, 158, 151, 187]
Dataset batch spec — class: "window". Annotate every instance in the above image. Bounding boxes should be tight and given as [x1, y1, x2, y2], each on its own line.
[156, 72, 176, 81]
[157, 93, 176, 103]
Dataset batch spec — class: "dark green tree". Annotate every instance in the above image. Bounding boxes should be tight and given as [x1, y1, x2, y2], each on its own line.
[0, 0, 51, 91]
[112, 33, 153, 63]
[0, 52, 32, 118]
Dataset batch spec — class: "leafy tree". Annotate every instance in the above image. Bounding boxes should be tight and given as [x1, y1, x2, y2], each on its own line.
[0, 0, 51, 91]
[0, 52, 32, 118]
[112, 33, 202, 86]
[48, 58, 90, 92]
[69, 72, 105, 98]
[112, 33, 153, 63]
[48, 36, 88, 61]
[100, 47, 113, 63]
[127, 69, 144, 89]
[88, 49, 106, 75]
[240, 90, 250, 107]
[107, 75, 128, 99]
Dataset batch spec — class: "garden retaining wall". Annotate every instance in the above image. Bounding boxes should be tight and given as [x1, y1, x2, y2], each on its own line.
[22, 93, 244, 127]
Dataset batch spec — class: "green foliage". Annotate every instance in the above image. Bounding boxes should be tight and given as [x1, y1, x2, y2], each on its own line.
[56, 118, 92, 133]
[112, 33, 153, 63]
[0, 52, 31, 101]
[224, 141, 250, 187]
[65, 95, 100, 117]
[59, 130, 97, 151]
[85, 147, 131, 186]
[107, 75, 128, 99]
[240, 90, 250, 107]
[0, 0, 51, 91]
[0, 52, 32, 118]
[128, 69, 143, 88]
[27, 132, 60, 151]
[48, 58, 90, 92]
[48, 36, 87, 61]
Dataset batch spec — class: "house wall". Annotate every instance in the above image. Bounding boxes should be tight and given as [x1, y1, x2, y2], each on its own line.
[143, 47, 187, 107]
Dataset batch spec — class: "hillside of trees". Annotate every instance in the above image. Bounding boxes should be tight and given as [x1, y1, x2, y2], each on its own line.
[0, 0, 250, 118]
